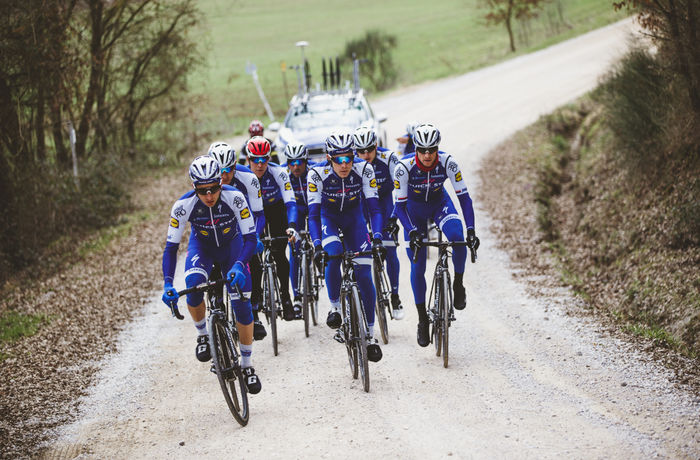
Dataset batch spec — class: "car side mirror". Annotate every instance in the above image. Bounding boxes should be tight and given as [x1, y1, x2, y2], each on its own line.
[376, 113, 388, 124]
[268, 122, 281, 132]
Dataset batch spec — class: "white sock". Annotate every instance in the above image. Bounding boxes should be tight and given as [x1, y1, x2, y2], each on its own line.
[368, 324, 374, 338]
[330, 300, 341, 313]
[240, 343, 253, 368]
[194, 318, 207, 336]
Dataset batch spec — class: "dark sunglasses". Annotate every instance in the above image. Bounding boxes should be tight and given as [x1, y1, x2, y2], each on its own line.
[355, 147, 375, 155]
[195, 184, 221, 195]
[220, 166, 233, 173]
[250, 156, 269, 164]
[416, 146, 438, 154]
[330, 155, 354, 164]
[288, 159, 305, 166]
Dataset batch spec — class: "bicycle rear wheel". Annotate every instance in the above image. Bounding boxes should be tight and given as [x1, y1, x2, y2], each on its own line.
[442, 271, 451, 368]
[264, 265, 279, 356]
[342, 289, 358, 379]
[301, 252, 310, 337]
[372, 262, 390, 345]
[310, 260, 319, 326]
[351, 284, 370, 393]
[209, 314, 249, 426]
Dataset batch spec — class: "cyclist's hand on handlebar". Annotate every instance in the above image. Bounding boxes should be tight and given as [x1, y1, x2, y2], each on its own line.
[313, 245, 327, 272]
[408, 229, 422, 253]
[227, 262, 247, 289]
[383, 216, 399, 239]
[466, 228, 480, 251]
[256, 236, 264, 254]
[372, 237, 386, 261]
[162, 283, 179, 307]
[286, 227, 299, 243]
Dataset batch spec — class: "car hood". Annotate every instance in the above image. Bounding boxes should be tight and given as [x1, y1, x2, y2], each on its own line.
[279, 124, 360, 149]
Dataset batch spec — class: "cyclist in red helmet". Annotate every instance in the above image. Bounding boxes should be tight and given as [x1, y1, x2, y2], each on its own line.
[239, 120, 280, 165]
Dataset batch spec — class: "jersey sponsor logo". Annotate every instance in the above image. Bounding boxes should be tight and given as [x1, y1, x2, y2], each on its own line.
[279, 172, 287, 180]
[380, 152, 386, 159]
[233, 195, 245, 208]
[395, 167, 405, 178]
[362, 166, 372, 178]
[323, 168, 329, 174]
[284, 182, 292, 190]
[240, 207, 250, 219]
[448, 161, 458, 172]
[258, 189, 262, 198]
[455, 172, 462, 182]
[223, 227, 231, 234]
[369, 178, 377, 188]
[308, 183, 318, 192]
[170, 217, 179, 228]
[200, 230, 209, 236]
[394, 180, 400, 189]
[173, 206, 186, 218]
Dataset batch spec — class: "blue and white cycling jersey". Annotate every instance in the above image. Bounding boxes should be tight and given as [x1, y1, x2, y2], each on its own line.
[230, 164, 265, 235]
[258, 162, 297, 227]
[307, 160, 383, 247]
[370, 147, 399, 200]
[284, 161, 318, 222]
[394, 152, 475, 231]
[162, 185, 256, 286]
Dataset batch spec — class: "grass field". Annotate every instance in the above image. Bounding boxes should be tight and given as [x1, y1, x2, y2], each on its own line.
[190, 0, 625, 137]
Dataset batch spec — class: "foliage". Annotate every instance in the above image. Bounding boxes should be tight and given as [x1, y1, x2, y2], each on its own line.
[342, 30, 398, 92]
[482, 0, 549, 51]
[0, 0, 201, 278]
[0, 311, 50, 344]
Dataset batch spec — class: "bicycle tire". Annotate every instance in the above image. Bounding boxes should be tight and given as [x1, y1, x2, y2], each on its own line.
[442, 271, 451, 368]
[264, 265, 279, 356]
[310, 260, 319, 326]
[372, 263, 389, 345]
[301, 252, 310, 337]
[433, 271, 443, 358]
[209, 314, 249, 426]
[342, 289, 358, 379]
[351, 284, 370, 393]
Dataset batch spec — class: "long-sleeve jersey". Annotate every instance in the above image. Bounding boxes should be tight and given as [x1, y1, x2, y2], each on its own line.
[285, 162, 318, 224]
[307, 160, 383, 247]
[162, 185, 257, 285]
[230, 164, 265, 235]
[394, 152, 475, 232]
[257, 163, 298, 228]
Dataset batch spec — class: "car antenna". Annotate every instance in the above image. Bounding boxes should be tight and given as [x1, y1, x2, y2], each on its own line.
[335, 56, 341, 90]
[322, 57, 328, 90]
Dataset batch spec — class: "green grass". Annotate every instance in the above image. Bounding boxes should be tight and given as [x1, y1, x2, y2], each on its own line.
[77, 211, 153, 258]
[190, 0, 625, 136]
[0, 311, 50, 344]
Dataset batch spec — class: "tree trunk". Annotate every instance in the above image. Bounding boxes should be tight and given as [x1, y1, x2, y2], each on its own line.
[76, 0, 104, 159]
[35, 85, 46, 163]
[506, 1, 516, 52]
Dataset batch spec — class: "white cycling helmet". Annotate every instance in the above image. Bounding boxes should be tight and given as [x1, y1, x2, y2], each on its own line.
[284, 142, 308, 161]
[208, 141, 236, 169]
[406, 121, 420, 138]
[325, 130, 354, 155]
[189, 155, 221, 185]
[413, 123, 441, 149]
[352, 126, 377, 151]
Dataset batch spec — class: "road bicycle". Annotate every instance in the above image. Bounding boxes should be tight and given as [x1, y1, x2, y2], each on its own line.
[412, 229, 477, 368]
[168, 279, 249, 426]
[258, 235, 290, 356]
[371, 234, 398, 345]
[325, 249, 376, 393]
[295, 230, 322, 337]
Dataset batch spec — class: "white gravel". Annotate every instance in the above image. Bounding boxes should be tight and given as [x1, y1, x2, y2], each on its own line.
[45, 18, 700, 459]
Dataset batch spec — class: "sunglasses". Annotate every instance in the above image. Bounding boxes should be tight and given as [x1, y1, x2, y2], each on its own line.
[195, 184, 221, 195]
[288, 159, 305, 166]
[355, 147, 375, 155]
[330, 155, 354, 164]
[220, 167, 233, 173]
[416, 147, 438, 154]
[250, 156, 269, 164]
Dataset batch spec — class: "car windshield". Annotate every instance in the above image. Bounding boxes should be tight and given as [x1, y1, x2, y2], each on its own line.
[286, 97, 368, 130]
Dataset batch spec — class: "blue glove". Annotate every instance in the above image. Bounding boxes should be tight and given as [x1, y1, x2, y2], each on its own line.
[227, 262, 247, 288]
[162, 283, 179, 307]
[256, 236, 264, 254]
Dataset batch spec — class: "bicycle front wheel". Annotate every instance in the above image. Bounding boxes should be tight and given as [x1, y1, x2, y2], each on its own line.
[301, 252, 310, 337]
[310, 259, 319, 326]
[209, 314, 249, 426]
[351, 284, 370, 393]
[372, 262, 389, 345]
[442, 271, 451, 368]
[264, 265, 279, 356]
[342, 289, 358, 379]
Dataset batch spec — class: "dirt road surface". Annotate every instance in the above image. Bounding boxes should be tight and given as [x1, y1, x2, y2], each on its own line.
[45, 19, 700, 459]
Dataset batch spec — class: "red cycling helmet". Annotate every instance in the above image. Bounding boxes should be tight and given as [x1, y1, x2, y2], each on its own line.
[246, 136, 271, 158]
[249, 120, 264, 137]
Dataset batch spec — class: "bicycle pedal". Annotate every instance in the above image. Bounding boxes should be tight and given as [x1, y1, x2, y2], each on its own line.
[209, 364, 216, 374]
[450, 313, 456, 321]
[333, 330, 345, 344]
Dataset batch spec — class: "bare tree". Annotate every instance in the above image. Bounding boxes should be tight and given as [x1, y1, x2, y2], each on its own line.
[483, 0, 549, 52]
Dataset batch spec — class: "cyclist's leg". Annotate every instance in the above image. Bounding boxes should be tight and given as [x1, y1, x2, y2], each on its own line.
[184, 236, 214, 360]
[321, 213, 343, 328]
[434, 193, 467, 309]
[265, 201, 293, 307]
[341, 215, 376, 333]
[379, 197, 400, 294]
[404, 202, 431, 345]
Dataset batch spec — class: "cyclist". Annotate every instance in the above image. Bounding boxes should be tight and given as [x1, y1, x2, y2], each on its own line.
[239, 120, 279, 165]
[284, 142, 314, 317]
[208, 141, 268, 340]
[396, 121, 419, 157]
[307, 131, 385, 362]
[246, 136, 300, 322]
[353, 127, 404, 320]
[393, 124, 480, 347]
[161, 155, 262, 393]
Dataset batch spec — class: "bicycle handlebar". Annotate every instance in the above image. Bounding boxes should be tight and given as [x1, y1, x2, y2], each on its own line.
[410, 239, 477, 263]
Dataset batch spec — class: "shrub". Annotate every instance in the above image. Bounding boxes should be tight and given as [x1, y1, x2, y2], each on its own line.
[342, 30, 398, 91]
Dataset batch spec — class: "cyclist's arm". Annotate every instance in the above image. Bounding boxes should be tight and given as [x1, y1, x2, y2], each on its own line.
[162, 195, 195, 285]
[361, 163, 383, 239]
[393, 162, 417, 233]
[388, 152, 400, 220]
[221, 189, 257, 264]
[272, 165, 298, 229]
[242, 170, 266, 234]
[445, 156, 475, 230]
[307, 168, 323, 247]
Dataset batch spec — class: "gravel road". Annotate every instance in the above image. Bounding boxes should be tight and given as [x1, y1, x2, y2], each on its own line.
[44, 18, 700, 459]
